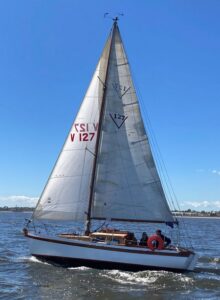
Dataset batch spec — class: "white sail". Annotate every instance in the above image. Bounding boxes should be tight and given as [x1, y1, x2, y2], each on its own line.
[34, 33, 112, 220]
[91, 24, 174, 223]
[34, 22, 174, 224]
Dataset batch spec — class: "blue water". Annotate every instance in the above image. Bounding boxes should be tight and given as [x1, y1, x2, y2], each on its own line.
[0, 212, 220, 299]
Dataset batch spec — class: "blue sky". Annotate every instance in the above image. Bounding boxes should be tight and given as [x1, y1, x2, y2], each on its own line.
[0, 0, 220, 210]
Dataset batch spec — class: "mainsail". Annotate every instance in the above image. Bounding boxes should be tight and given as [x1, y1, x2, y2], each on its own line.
[34, 21, 175, 224]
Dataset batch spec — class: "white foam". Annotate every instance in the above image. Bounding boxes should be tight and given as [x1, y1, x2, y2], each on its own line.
[14, 255, 31, 262]
[68, 266, 91, 271]
[28, 256, 50, 265]
[101, 270, 165, 285]
[101, 269, 194, 286]
[178, 275, 193, 283]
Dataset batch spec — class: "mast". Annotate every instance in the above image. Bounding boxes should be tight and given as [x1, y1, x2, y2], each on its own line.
[85, 20, 118, 235]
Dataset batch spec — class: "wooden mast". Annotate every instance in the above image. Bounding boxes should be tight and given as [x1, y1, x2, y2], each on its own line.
[85, 19, 118, 235]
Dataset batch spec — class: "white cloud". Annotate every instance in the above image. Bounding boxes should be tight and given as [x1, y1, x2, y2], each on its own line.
[0, 195, 39, 207]
[180, 200, 220, 211]
[195, 169, 220, 176]
[213, 201, 220, 208]
[212, 169, 220, 175]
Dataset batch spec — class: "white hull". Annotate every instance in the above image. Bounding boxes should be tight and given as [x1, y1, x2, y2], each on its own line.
[25, 232, 197, 272]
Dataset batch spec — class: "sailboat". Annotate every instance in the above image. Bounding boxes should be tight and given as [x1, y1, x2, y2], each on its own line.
[24, 18, 197, 272]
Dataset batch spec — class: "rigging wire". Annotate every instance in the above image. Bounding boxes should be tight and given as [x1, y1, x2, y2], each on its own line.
[127, 51, 194, 248]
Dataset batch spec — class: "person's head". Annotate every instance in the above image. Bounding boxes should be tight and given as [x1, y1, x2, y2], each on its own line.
[156, 229, 162, 235]
[142, 232, 147, 237]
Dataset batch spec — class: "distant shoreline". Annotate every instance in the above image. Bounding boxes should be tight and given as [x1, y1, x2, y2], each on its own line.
[0, 207, 34, 212]
[173, 211, 220, 218]
[177, 215, 220, 219]
[0, 207, 220, 218]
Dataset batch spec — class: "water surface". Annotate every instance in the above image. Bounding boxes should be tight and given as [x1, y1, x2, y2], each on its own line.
[0, 212, 219, 299]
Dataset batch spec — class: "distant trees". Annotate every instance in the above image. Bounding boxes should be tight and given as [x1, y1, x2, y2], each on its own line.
[172, 209, 220, 217]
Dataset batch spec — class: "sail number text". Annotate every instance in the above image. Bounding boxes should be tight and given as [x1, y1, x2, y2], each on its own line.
[70, 123, 98, 142]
